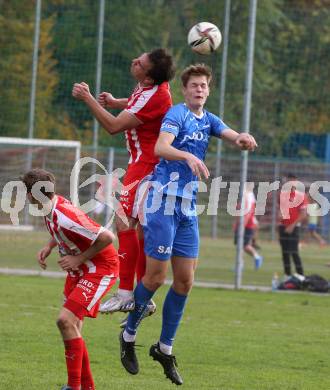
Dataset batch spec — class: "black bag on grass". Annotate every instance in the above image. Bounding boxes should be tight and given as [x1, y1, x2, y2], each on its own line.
[277, 275, 302, 290]
[303, 274, 329, 293]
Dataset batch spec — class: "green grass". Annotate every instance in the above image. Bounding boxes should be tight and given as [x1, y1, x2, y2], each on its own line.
[0, 274, 329, 389]
[1, 231, 330, 286]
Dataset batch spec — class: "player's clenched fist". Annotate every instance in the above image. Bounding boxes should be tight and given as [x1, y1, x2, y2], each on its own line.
[58, 254, 83, 272]
[98, 92, 117, 108]
[72, 82, 91, 101]
[235, 133, 258, 151]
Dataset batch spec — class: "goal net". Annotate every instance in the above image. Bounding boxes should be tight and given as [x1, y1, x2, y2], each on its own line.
[0, 137, 81, 230]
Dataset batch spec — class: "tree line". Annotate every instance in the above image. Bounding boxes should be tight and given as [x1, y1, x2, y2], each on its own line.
[1, 0, 329, 158]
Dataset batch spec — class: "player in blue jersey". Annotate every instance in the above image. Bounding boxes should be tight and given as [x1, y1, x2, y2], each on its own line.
[118, 64, 257, 385]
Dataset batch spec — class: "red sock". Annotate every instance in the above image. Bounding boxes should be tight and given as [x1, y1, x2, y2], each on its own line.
[81, 340, 95, 390]
[136, 238, 146, 283]
[64, 337, 84, 390]
[118, 229, 139, 291]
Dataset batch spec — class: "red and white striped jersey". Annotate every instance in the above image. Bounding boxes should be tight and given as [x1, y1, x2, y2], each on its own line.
[44, 196, 118, 273]
[125, 81, 172, 164]
[244, 191, 257, 229]
[234, 191, 257, 230]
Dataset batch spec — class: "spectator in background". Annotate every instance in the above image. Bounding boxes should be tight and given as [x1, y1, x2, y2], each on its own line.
[251, 216, 261, 250]
[278, 173, 307, 278]
[306, 191, 326, 246]
[234, 182, 263, 270]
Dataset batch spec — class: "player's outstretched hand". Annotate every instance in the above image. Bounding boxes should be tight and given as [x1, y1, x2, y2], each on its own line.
[235, 133, 258, 151]
[72, 82, 91, 101]
[58, 255, 83, 272]
[37, 245, 52, 270]
[185, 153, 210, 180]
[98, 92, 117, 108]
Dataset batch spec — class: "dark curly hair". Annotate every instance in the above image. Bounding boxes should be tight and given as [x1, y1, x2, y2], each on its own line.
[147, 48, 175, 85]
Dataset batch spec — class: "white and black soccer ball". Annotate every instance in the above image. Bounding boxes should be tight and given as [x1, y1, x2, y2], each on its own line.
[187, 22, 222, 55]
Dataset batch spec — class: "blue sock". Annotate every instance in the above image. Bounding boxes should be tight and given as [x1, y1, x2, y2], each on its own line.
[126, 282, 154, 336]
[160, 287, 187, 347]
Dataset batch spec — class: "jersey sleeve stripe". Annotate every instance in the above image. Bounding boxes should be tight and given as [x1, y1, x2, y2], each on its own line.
[60, 227, 90, 252]
[56, 209, 101, 242]
[125, 85, 158, 115]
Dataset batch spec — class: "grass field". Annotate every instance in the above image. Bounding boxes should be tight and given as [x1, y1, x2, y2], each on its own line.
[0, 274, 329, 390]
[1, 231, 330, 287]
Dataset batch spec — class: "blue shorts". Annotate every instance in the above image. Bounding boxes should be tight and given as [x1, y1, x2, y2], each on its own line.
[142, 189, 199, 261]
[308, 223, 317, 232]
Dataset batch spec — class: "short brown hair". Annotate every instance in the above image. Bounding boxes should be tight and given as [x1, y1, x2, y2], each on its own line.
[21, 168, 56, 199]
[147, 48, 176, 85]
[181, 64, 212, 87]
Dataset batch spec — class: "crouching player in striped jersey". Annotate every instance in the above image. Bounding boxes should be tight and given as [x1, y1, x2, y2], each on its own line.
[21, 168, 119, 390]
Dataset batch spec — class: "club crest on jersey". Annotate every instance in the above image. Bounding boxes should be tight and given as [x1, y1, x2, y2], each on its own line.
[181, 131, 208, 143]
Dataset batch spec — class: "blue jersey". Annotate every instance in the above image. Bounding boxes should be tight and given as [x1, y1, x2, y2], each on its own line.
[150, 103, 229, 199]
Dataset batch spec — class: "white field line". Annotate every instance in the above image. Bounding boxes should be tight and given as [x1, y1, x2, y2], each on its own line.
[0, 267, 329, 296]
[0, 267, 270, 291]
[0, 267, 65, 278]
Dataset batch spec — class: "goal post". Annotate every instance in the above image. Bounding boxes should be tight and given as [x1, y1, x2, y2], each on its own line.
[0, 137, 81, 229]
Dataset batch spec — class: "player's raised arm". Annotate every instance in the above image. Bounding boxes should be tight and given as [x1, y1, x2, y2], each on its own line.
[98, 91, 128, 110]
[221, 128, 258, 151]
[72, 82, 141, 134]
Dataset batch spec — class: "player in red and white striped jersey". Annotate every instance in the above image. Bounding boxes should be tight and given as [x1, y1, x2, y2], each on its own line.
[22, 168, 119, 390]
[234, 183, 263, 270]
[124, 81, 171, 163]
[72, 49, 175, 315]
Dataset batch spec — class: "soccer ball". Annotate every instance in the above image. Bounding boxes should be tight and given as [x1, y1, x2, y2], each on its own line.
[187, 22, 222, 55]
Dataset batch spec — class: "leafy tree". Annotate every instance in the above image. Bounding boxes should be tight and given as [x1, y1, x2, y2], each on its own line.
[1, 0, 329, 160]
[0, 1, 35, 137]
[0, 1, 80, 140]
